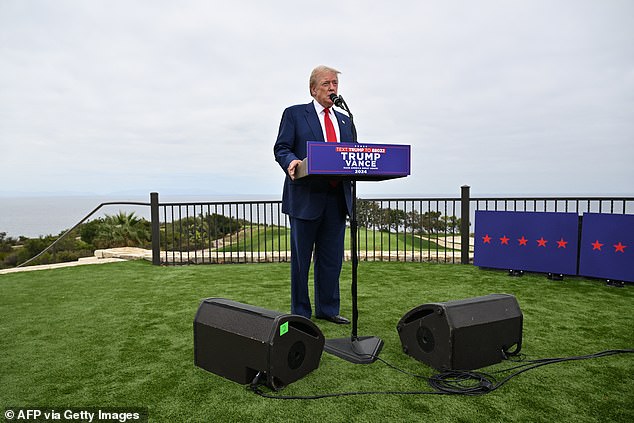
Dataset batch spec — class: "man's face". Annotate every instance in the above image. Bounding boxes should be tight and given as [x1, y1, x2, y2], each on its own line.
[311, 71, 338, 108]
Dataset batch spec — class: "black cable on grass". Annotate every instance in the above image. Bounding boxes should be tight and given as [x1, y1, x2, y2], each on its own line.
[250, 349, 634, 400]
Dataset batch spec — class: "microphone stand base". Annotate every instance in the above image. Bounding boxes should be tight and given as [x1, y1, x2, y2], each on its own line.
[324, 336, 384, 364]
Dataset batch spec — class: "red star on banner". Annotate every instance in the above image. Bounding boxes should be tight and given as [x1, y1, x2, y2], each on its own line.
[518, 236, 528, 246]
[591, 240, 604, 251]
[482, 234, 492, 244]
[614, 242, 627, 253]
[537, 237, 548, 247]
[556, 238, 568, 249]
[500, 235, 510, 245]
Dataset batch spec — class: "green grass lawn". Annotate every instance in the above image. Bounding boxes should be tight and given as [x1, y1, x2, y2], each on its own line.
[1, 261, 632, 422]
[220, 225, 443, 252]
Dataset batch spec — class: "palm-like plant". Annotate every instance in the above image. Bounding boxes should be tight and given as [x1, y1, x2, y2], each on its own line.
[94, 212, 150, 248]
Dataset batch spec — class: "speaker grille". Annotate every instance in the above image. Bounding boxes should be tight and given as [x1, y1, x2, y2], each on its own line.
[397, 294, 523, 370]
[194, 298, 325, 389]
[416, 326, 435, 353]
[287, 341, 306, 370]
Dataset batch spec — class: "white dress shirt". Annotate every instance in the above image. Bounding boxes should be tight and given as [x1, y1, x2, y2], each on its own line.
[313, 100, 341, 142]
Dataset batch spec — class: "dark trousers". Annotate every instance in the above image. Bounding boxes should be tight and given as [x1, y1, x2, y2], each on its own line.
[289, 188, 347, 319]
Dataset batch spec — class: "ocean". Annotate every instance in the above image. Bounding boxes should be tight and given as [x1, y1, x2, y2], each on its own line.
[0, 196, 151, 238]
[0, 194, 280, 238]
[5, 192, 630, 239]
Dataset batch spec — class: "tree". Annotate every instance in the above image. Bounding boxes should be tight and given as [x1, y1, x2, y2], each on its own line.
[421, 211, 443, 234]
[0, 232, 14, 253]
[79, 219, 102, 245]
[202, 213, 240, 239]
[404, 210, 421, 234]
[441, 215, 462, 234]
[93, 212, 151, 248]
[356, 200, 382, 228]
[158, 212, 244, 252]
[385, 208, 407, 232]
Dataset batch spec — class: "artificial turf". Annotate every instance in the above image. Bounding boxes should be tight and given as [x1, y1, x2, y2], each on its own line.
[1, 261, 632, 422]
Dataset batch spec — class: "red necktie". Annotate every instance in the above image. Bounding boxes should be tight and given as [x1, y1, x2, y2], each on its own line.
[324, 108, 339, 187]
[324, 108, 337, 142]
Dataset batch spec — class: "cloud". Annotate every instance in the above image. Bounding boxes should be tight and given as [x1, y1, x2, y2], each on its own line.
[1, 0, 632, 198]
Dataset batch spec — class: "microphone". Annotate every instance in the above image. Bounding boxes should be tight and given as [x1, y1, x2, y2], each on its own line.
[329, 93, 344, 108]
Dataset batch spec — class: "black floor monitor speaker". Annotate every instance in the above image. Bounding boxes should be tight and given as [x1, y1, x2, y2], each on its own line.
[397, 293, 523, 371]
[194, 298, 325, 390]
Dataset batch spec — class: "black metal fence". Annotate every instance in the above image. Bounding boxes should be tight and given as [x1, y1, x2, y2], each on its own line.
[150, 193, 289, 265]
[149, 189, 634, 266]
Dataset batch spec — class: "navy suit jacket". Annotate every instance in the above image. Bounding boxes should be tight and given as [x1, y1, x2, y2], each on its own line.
[274, 102, 355, 220]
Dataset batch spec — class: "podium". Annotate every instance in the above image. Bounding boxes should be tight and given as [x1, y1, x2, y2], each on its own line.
[297, 141, 410, 364]
[296, 142, 410, 181]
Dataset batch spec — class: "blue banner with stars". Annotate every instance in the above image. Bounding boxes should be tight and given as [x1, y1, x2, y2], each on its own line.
[579, 213, 633, 283]
[474, 211, 579, 275]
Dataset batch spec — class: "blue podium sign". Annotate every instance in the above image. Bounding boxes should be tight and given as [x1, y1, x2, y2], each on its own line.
[297, 141, 410, 180]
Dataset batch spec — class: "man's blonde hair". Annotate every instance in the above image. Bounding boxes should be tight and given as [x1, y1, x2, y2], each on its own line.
[309, 65, 340, 96]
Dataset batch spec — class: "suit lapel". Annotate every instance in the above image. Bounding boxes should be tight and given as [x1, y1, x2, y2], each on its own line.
[335, 110, 354, 142]
[334, 110, 352, 143]
[304, 103, 324, 141]
[304, 102, 353, 143]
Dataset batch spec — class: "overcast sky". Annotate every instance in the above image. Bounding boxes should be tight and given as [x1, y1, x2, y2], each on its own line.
[1, 0, 632, 200]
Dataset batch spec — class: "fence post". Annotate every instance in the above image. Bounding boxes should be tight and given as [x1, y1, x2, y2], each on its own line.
[150, 192, 160, 265]
[460, 185, 470, 264]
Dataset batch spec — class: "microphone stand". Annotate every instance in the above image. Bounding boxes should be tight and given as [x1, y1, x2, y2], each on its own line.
[324, 96, 383, 364]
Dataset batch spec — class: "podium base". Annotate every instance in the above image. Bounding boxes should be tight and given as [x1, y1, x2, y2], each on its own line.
[324, 336, 383, 364]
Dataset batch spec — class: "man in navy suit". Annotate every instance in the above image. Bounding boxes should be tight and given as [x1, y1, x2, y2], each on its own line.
[273, 65, 354, 324]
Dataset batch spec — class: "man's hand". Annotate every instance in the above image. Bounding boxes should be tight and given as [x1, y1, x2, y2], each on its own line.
[287, 159, 303, 181]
